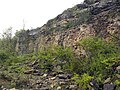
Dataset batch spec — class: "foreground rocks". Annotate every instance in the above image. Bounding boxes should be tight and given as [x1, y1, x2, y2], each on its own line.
[103, 84, 116, 90]
[34, 72, 77, 90]
[23, 69, 78, 89]
[0, 59, 120, 90]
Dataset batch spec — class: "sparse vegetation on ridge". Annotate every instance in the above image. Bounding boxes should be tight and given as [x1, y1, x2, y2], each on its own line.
[0, 0, 120, 89]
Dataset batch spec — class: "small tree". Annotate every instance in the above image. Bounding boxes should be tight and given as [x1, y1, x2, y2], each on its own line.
[0, 27, 14, 54]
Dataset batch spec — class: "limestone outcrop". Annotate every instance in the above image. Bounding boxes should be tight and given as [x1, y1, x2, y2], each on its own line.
[15, 0, 120, 55]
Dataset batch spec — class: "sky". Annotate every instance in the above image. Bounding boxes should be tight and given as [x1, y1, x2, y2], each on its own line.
[0, 0, 84, 36]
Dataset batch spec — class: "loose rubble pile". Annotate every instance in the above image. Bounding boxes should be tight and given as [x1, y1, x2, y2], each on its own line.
[22, 60, 78, 90]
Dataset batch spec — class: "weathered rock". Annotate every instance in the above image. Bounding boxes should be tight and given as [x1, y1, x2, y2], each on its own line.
[67, 74, 73, 79]
[57, 86, 61, 90]
[24, 69, 39, 74]
[76, 3, 88, 9]
[104, 77, 111, 84]
[59, 81, 66, 85]
[116, 74, 120, 79]
[49, 72, 57, 77]
[32, 72, 42, 76]
[36, 80, 42, 84]
[29, 59, 39, 67]
[116, 66, 120, 72]
[50, 77, 56, 80]
[58, 74, 67, 79]
[9, 88, 18, 90]
[69, 85, 77, 89]
[39, 87, 50, 90]
[90, 79, 99, 89]
[103, 84, 116, 90]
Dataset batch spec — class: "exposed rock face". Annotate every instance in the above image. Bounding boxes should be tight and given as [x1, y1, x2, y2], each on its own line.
[15, 0, 120, 55]
[0, 1, 117, 90]
[84, 0, 100, 4]
[84, 0, 119, 4]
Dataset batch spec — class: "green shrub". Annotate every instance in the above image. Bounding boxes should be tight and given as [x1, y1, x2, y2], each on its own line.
[0, 50, 9, 61]
[72, 73, 93, 89]
[37, 46, 74, 71]
[70, 37, 120, 89]
[115, 80, 120, 90]
[78, 37, 120, 81]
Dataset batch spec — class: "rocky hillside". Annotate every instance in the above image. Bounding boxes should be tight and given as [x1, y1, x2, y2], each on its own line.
[15, 0, 120, 55]
[0, 0, 120, 90]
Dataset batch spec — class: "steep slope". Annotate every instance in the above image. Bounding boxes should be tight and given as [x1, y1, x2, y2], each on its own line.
[16, 0, 120, 55]
[0, 0, 120, 90]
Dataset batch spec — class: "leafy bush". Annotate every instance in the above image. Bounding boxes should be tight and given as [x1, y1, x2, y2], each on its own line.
[78, 37, 120, 81]
[72, 73, 93, 89]
[37, 46, 74, 71]
[70, 37, 120, 89]
[0, 50, 9, 61]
